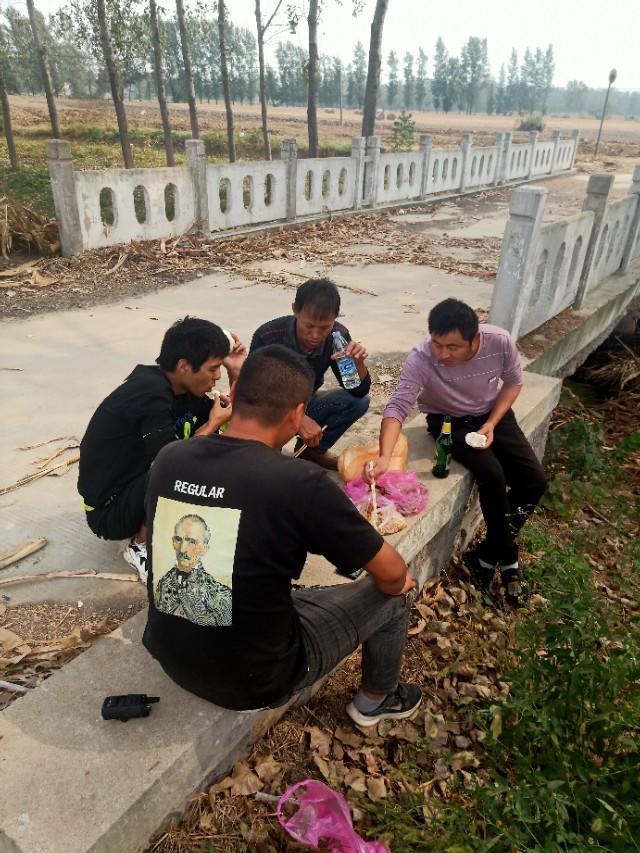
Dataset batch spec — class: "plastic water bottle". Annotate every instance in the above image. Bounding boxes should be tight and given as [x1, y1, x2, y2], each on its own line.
[332, 331, 360, 390]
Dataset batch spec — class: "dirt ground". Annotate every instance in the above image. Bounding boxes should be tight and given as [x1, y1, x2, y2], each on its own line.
[8, 94, 640, 150]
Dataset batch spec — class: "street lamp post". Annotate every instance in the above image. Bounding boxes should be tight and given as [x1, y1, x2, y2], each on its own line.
[595, 69, 617, 157]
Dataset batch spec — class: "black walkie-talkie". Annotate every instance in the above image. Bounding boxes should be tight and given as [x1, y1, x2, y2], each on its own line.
[101, 694, 160, 721]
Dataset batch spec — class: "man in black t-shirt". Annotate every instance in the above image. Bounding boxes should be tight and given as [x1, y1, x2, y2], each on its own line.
[250, 278, 371, 471]
[143, 345, 421, 725]
[78, 317, 246, 581]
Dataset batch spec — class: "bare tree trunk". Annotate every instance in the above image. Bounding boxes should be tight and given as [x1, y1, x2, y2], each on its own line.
[149, 0, 175, 166]
[175, 0, 199, 139]
[96, 0, 133, 168]
[218, 0, 235, 162]
[255, 0, 270, 160]
[26, 0, 60, 138]
[361, 0, 388, 138]
[306, 0, 319, 157]
[0, 62, 18, 169]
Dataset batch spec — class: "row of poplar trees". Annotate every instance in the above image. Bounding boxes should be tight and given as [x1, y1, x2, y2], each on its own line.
[0, 0, 392, 170]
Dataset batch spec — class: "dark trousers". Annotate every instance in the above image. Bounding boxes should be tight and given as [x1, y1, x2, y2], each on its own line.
[291, 576, 411, 697]
[84, 471, 148, 541]
[427, 409, 547, 565]
[306, 389, 370, 452]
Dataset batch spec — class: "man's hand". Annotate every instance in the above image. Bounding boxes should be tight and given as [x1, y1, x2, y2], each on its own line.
[197, 394, 232, 435]
[363, 456, 390, 483]
[298, 414, 324, 448]
[475, 422, 494, 450]
[344, 340, 368, 366]
[397, 572, 417, 596]
[223, 333, 247, 382]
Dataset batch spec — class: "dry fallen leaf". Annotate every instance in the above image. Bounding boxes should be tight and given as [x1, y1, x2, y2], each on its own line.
[230, 762, 263, 796]
[344, 767, 367, 793]
[254, 757, 282, 783]
[334, 726, 364, 749]
[366, 776, 387, 802]
[305, 725, 332, 757]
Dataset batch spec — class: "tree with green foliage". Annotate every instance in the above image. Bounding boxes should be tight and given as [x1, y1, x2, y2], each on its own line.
[505, 48, 519, 113]
[460, 35, 488, 113]
[351, 40, 366, 110]
[414, 47, 428, 110]
[361, 0, 388, 137]
[541, 44, 554, 114]
[390, 110, 415, 151]
[565, 79, 588, 114]
[402, 51, 414, 109]
[496, 63, 506, 114]
[431, 37, 447, 111]
[442, 57, 461, 113]
[0, 19, 17, 169]
[255, 0, 285, 160]
[386, 50, 398, 107]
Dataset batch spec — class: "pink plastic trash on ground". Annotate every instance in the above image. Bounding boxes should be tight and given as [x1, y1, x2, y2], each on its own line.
[344, 471, 428, 517]
[277, 779, 390, 852]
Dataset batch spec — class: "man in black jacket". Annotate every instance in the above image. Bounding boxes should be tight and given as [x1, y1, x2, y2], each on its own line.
[78, 317, 245, 581]
[250, 278, 370, 470]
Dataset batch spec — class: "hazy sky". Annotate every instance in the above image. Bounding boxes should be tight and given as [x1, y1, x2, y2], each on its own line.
[24, 0, 640, 90]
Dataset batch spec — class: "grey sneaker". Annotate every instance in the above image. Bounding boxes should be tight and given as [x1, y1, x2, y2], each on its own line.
[346, 682, 422, 727]
[123, 540, 148, 584]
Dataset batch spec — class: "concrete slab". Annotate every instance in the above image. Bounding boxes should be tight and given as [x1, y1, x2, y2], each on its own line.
[0, 371, 561, 853]
[0, 261, 492, 606]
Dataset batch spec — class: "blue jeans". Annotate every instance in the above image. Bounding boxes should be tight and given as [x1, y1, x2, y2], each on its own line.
[306, 389, 370, 452]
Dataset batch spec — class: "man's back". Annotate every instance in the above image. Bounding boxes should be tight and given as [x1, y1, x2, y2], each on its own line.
[78, 365, 210, 510]
[142, 433, 382, 710]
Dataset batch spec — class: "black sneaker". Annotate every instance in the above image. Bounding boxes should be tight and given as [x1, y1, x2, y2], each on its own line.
[501, 569, 530, 608]
[346, 683, 422, 727]
[462, 550, 495, 597]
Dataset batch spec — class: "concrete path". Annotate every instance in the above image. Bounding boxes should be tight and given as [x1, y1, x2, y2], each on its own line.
[0, 169, 612, 606]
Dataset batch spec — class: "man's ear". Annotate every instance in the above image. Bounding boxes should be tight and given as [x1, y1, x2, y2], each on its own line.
[291, 302, 297, 315]
[175, 357, 190, 375]
[292, 401, 306, 431]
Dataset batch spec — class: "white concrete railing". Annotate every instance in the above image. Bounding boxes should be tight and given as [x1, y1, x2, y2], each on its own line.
[47, 129, 580, 257]
[490, 163, 640, 339]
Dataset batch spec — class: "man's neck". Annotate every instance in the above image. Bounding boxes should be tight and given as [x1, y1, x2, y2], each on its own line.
[225, 418, 281, 449]
[163, 369, 187, 396]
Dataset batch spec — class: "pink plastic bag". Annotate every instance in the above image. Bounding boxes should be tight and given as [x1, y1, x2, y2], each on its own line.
[344, 471, 428, 517]
[277, 779, 390, 852]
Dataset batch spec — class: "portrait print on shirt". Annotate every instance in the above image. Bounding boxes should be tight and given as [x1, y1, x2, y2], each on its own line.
[152, 497, 240, 628]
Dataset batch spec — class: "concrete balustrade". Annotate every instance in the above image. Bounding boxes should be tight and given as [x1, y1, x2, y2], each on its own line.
[490, 167, 640, 338]
[48, 129, 581, 257]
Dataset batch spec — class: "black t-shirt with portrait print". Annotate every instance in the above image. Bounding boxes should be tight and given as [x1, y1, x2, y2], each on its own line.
[142, 433, 384, 711]
[78, 364, 212, 510]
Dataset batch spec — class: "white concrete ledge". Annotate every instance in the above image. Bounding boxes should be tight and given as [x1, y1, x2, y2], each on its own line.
[0, 372, 560, 853]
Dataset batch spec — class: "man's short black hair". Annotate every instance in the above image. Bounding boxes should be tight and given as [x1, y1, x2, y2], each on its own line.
[428, 299, 479, 343]
[156, 317, 230, 372]
[294, 278, 341, 318]
[233, 345, 314, 427]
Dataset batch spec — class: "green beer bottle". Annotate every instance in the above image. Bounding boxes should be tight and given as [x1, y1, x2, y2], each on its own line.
[432, 416, 453, 478]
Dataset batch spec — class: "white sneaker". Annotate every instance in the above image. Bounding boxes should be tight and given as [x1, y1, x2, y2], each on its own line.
[123, 540, 148, 584]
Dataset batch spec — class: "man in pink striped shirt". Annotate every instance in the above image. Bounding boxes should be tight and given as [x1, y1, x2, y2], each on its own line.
[367, 298, 547, 607]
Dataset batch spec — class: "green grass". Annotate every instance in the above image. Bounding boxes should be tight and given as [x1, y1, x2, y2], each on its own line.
[362, 419, 640, 852]
[0, 123, 352, 214]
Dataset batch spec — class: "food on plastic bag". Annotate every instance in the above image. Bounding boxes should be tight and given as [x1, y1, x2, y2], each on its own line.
[344, 471, 427, 534]
[465, 431, 487, 448]
[338, 433, 408, 483]
[277, 778, 390, 852]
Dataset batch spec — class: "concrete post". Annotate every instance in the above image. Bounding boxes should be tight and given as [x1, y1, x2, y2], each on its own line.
[526, 131, 539, 179]
[419, 133, 432, 199]
[620, 163, 640, 272]
[493, 133, 504, 185]
[364, 135, 381, 207]
[46, 139, 83, 257]
[460, 132, 473, 191]
[574, 173, 614, 309]
[350, 136, 366, 210]
[185, 139, 209, 233]
[550, 130, 561, 175]
[500, 131, 512, 183]
[280, 139, 298, 221]
[570, 129, 580, 170]
[488, 186, 547, 339]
